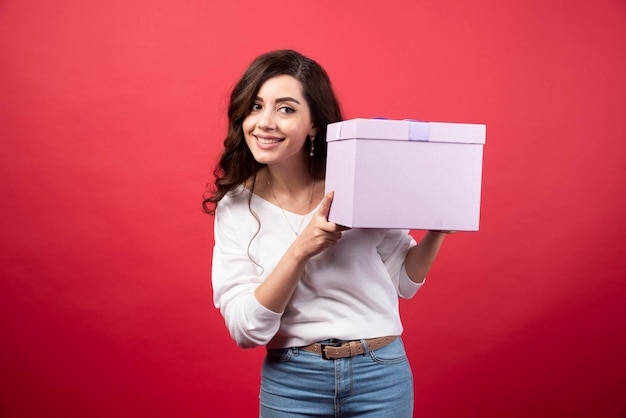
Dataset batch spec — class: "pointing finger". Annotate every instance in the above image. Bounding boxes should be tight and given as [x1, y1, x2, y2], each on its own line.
[317, 191, 334, 220]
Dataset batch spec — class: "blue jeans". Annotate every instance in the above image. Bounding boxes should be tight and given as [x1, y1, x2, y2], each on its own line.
[260, 337, 413, 417]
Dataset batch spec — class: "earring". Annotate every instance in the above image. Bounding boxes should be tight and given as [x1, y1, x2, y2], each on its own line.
[309, 135, 315, 157]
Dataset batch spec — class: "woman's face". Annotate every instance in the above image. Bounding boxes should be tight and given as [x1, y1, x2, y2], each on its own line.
[242, 75, 316, 169]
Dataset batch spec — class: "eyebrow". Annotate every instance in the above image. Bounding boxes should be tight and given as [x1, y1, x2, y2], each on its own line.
[255, 96, 302, 105]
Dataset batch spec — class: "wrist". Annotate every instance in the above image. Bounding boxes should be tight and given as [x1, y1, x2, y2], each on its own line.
[288, 240, 312, 265]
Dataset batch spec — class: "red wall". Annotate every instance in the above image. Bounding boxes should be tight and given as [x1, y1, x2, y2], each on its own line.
[1, 1, 625, 417]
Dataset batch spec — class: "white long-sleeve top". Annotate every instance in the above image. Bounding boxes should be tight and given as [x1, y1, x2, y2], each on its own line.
[212, 186, 423, 349]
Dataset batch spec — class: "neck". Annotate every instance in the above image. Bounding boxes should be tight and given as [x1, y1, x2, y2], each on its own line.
[263, 165, 318, 216]
[265, 165, 313, 193]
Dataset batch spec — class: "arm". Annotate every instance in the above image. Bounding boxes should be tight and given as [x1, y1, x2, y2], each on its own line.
[254, 191, 346, 313]
[404, 231, 452, 284]
[213, 191, 345, 347]
[212, 199, 282, 348]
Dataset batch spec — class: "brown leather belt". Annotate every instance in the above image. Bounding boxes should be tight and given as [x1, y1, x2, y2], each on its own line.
[299, 336, 397, 360]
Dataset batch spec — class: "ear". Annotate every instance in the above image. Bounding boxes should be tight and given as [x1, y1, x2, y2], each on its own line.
[310, 126, 318, 137]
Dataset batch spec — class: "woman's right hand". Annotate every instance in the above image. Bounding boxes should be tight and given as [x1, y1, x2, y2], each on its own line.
[294, 191, 349, 260]
[254, 191, 349, 313]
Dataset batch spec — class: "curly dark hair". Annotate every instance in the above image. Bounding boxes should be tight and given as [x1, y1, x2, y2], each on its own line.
[203, 50, 343, 215]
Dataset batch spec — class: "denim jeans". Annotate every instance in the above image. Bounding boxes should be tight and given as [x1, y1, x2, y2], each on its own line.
[260, 337, 413, 418]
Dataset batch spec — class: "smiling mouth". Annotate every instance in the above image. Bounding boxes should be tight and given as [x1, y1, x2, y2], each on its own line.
[255, 135, 284, 145]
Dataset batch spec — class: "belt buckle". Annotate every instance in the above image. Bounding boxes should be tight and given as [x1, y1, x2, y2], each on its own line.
[320, 342, 342, 360]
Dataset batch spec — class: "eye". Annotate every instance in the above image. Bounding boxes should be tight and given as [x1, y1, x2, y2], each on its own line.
[278, 106, 295, 114]
[250, 103, 262, 111]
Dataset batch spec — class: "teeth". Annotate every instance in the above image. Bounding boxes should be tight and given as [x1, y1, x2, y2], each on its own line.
[257, 137, 281, 144]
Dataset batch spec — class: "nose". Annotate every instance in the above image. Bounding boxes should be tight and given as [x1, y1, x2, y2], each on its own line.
[257, 108, 276, 130]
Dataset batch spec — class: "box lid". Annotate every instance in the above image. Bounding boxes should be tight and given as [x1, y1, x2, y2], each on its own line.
[327, 118, 486, 144]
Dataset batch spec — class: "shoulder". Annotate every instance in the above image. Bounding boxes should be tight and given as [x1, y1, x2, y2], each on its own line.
[222, 185, 250, 204]
[215, 185, 250, 218]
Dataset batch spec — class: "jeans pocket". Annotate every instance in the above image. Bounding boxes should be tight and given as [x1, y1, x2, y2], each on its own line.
[266, 347, 294, 363]
[368, 338, 408, 364]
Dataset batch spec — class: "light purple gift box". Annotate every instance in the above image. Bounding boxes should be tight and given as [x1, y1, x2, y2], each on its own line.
[324, 118, 486, 231]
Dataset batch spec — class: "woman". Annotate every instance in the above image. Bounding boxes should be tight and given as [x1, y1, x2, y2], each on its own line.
[204, 49, 450, 417]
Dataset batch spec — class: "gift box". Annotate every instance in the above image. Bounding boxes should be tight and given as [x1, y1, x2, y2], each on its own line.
[324, 118, 486, 231]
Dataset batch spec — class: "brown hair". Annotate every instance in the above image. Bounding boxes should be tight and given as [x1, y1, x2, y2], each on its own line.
[203, 50, 343, 215]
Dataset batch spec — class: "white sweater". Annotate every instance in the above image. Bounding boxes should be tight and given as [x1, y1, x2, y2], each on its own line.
[212, 186, 423, 349]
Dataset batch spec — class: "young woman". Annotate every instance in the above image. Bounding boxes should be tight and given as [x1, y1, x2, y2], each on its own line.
[204, 49, 450, 417]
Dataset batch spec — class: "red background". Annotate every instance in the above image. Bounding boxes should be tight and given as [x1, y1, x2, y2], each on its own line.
[1, 1, 625, 417]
